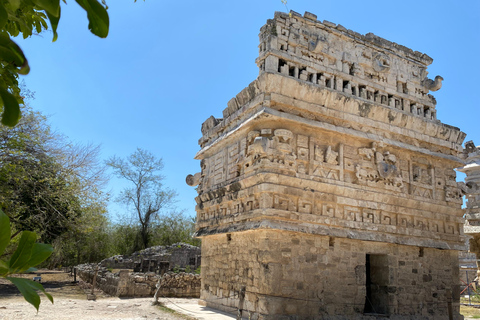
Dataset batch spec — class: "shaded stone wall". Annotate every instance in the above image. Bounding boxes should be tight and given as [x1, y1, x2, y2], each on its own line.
[77, 265, 200, 298]
[200, 230, 460, 320]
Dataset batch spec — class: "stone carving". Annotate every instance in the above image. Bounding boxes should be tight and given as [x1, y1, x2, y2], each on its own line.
[312, 144, 341, 181]
[411, 186, 433, 199]
[325, 146, 338, 164]
[412, 165, 432, 184]
[458, 181, 477, 195]
[356, 143, 403, 188]
[372, 52, 390, 73]
[244, 129, 296, 171]
[422, 75, 443, 92]
[314, 145, 338, 164]
[307, 34, 326, 53]
[445, 185, 463, 203]
[186, 172, 201, 187]
[375, 152, 397, 179]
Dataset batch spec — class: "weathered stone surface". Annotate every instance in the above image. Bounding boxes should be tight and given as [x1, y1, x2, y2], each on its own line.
[99, 243, 200, 274]
[188, 11, 466, 320]
[458, 141, 480, 282]
[77, 264, 200, 298]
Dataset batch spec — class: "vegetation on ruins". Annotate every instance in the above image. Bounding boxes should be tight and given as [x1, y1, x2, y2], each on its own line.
[106, 148, 180, 252]
[109, 211, 199, 256]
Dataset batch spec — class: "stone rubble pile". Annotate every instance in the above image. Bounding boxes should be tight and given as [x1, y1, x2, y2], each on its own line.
[76, 264, 201, 298]
[99, 243, 201, 273]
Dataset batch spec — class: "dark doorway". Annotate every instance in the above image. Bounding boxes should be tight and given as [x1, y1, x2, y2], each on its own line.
[364, 254, 389, 315]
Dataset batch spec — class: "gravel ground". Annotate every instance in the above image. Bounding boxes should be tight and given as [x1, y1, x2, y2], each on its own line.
[0, 270, 190, 320]
[0, 296, 192, 320]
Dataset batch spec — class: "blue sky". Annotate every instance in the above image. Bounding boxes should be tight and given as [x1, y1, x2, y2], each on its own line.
[17, 0, 480, 220]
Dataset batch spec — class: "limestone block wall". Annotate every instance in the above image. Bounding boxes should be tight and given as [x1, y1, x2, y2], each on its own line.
[201, 230, 460, 320]
[76, 264, 200, 298]
[77, 265, 120, 296]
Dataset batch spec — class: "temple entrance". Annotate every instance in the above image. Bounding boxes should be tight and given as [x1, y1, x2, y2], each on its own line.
[364, 254, 389, 315]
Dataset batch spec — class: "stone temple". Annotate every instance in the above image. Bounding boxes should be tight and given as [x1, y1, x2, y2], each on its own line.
[187, 11, 466, 320]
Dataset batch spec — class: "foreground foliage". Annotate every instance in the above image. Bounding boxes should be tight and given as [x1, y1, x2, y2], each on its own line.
[0, 209, 53, 311]
[0, 0, 110, 127]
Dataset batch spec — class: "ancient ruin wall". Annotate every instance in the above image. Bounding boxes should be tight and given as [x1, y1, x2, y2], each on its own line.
[99, 243, 201, 273]
[458, 141, 480, 281]
[77, 265, 201, 298]
[189, 11, 466, 320]
[201, 230, 460, 318]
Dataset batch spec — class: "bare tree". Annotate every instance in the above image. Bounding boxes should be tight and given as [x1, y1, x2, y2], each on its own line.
[106, 148, 176, 251]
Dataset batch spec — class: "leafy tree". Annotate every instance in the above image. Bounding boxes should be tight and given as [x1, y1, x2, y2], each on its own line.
[109, 211, 199, 256]
[108, 223, 139, 255]
[0, 106, 108, 247]
[150, 211, 200, 247]
[106, 148, 177, 251]
[0, 0, 110, 127]
[48, 198, 111, 267]
[0, 209, 54, 311]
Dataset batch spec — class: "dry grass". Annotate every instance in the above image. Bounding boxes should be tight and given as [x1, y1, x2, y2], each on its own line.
[461, 304, 480, 319]
[154, 302, 198, 320]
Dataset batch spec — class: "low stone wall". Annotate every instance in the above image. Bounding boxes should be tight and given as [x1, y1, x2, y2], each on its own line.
[157, 272, 201, 297]
[76, 264, 200, 298]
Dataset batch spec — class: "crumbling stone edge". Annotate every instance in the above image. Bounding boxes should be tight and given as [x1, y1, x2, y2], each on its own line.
[76, 264, 201, 298]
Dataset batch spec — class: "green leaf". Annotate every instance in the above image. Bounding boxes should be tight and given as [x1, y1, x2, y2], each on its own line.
[0, 34, 30, 74]
[0, 259, 9, 275]
[46, 6, 60, 42]
[0, 4, 7, 30]
[6, 277, 54, 311]
[8, 0, 21, 11]
[0, 209, 10, 256]
[8, 231, 36, 273]
[27, 243, 53, 267]
[0, 86, 21, 127]
[75, 0, 109, 38]
[32, 0, 60, 17]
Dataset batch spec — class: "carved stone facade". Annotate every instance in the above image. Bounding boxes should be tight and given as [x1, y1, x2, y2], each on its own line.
[458, 141, 480, 279]
[188, 11, 466, 320]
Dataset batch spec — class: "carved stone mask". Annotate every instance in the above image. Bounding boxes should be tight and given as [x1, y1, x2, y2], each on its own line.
[372, 53, 390, 73]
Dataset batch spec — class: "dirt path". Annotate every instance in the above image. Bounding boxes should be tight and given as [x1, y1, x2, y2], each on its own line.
[0, 270, 189, 320]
